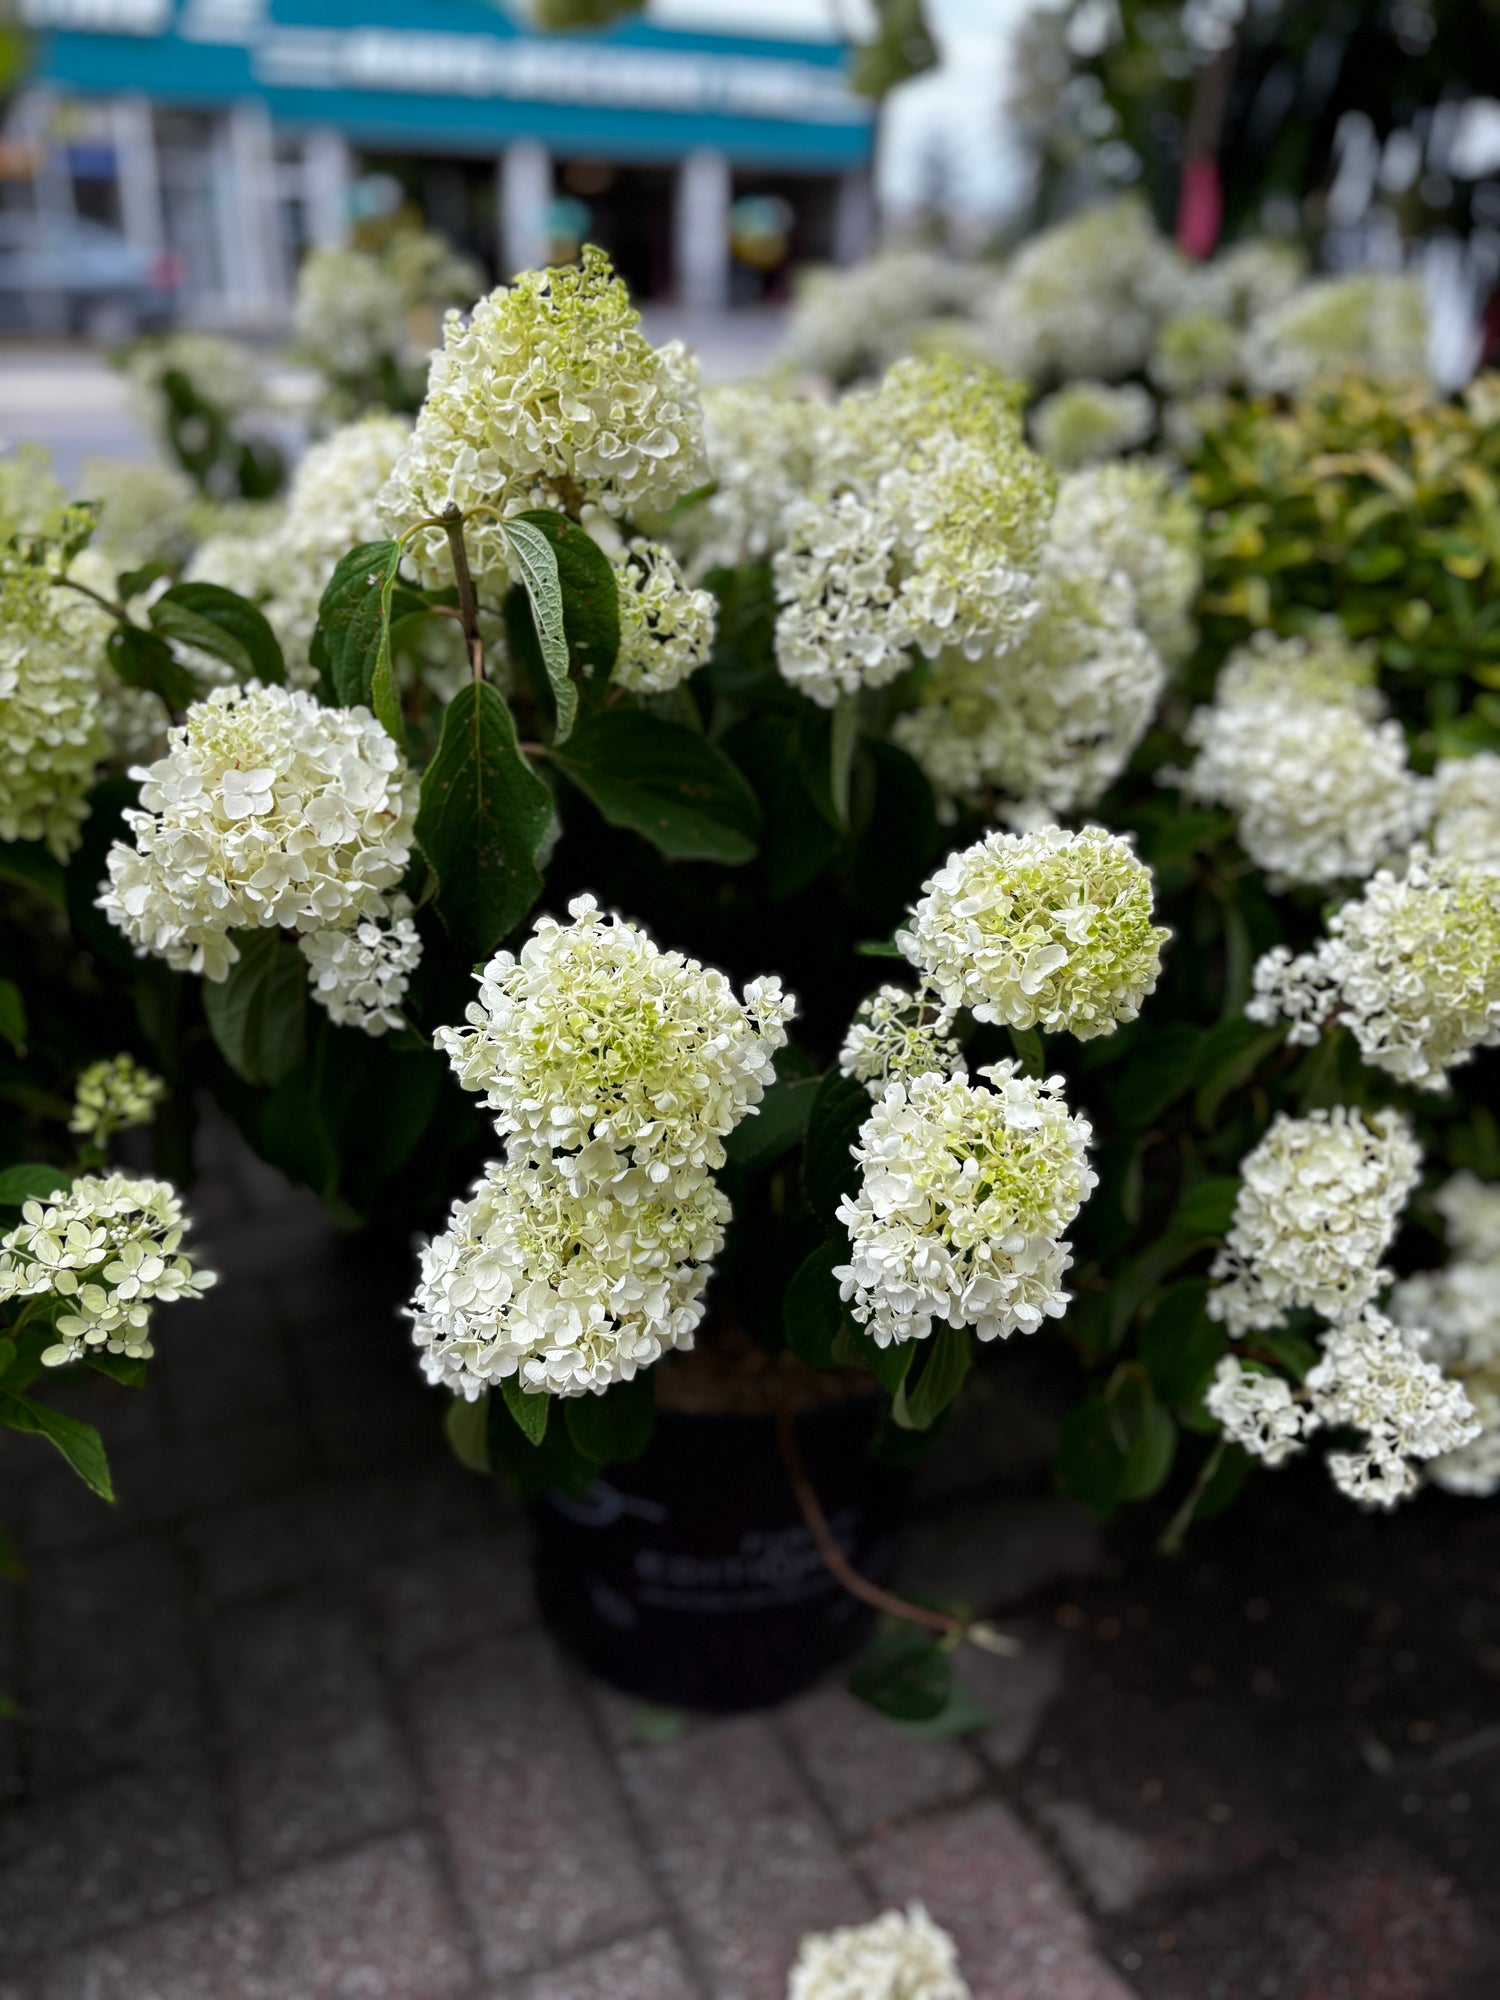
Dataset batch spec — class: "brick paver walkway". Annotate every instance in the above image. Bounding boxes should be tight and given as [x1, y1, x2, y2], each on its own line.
[4, 1117, 1499, 1998]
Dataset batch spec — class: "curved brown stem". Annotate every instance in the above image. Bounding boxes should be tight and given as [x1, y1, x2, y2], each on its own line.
[440, 505, 485, 684]
[775, 1408, 962, 1641]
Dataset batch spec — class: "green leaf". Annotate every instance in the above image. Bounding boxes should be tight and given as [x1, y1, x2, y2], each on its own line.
[106, 622, 197, 712]
[0, 1523, 24, 1583]
[1140, 1279, 1225, 1408]
[0, 978, 24, 1052]
[848, 1627, 952, 1722]
[84, 1352, 149, 1389]
[829, 692, 858, 826]
[801, 1070, 871, 1220]
[1112, 1374, 1177, 1502]
[149, 582, 286, 686]
[416, 681, 555, 960]
[0, 838, 65, 909]
[501, 1373, 551, 1446]
[721, 1076, 820, 1174]
[1194, 1018, 1286, 1129]
[0, 1164, 71, 1207]
[201, 930, 308, 1087]
[445, 1392, 492, 1474]
[116, 558, 172, 600]
[316, 540, 415, 741]
[1056, 1400, 1127, 1517]
[1007, 1025, 1044, 1079]
[565, 1373, 656, 1464]
[892, 1324, 971, 1432]
[550, 710, 760, 865]
[832, 1318, 914, 1396]
[1195, 1438, 1252, 1520]
[1107, 1024, 1200, 1130]
[504, 515, 578, 743]
[892, 1667, 998, 1740]
[511, 507, 621, 716]
[1173, 1177, 1241, 1235]
[0, 1389, 113, 1500]
[784, 1236, 848, 1369]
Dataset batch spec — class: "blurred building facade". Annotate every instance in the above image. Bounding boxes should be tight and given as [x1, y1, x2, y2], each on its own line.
[10, 0, 876, 324]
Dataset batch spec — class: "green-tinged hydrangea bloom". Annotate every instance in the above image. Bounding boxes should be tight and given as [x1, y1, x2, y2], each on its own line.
[1047, 458, 1201, 664]
[838, 983, 964, 1099]
[1149, 308, 1242, 397]
[789, 1904, 972, 2000]
[70, 1055, 167, 1143]
[379, 245, 708, 594]
[1242, 272, 1429, 396]
[0, 1173, 216, 1363]
[835, 1061, 1096, 1347]
[900, 824, 1169, 1039]
[0, 549, 107, 859]
[0, 443, 69, 544]
[1030, 380, 1155, 468]
[610, 538, 717, 694]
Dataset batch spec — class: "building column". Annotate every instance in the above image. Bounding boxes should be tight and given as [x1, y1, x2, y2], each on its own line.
[499, 139, 551, 277]
[676, 146, 730, 313]
[303, 126, 350, 252]
[834, 168, 875, 266]
[224, 99, 287, 324]
[111, 97, 164, 254]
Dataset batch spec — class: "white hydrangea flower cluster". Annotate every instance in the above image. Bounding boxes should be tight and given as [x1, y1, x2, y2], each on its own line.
[69, 1055, 166, 1142]
[674, 381, 822, 577]
[294, 244, 411, 383]
[783, 249, 989, 382]
[892, 547, 1165, 821]
[124, 332, 268, 456]
[1431, 753, 1500, 873]
[1149, 309, 1242, 397]
[0, 1174, 216, 1365]
[1390, 1173, 1500, 1497]
[771, 356, 1054, 704]
[838, 983, 964, 1099]
[0, 554, 107, 860]
[1047, 460, 1201, 664]
[409, 1155, 731, 1398]
[299, 895, 422, 1036]
[379, 246, 708, 595]
[1247, 848, 1500, 1090]
[1241, 272, 1430, 397]
[1207, 1108, 1421, 1337]
[416, 896, 794, 1398]
[788, 1904, 970, 2000]
[99, 681, 420, 987]
[610, 538, 717, 695]
[1198, 240, 1307, 328]
[81, 455, 199, 570]
[1030, 381, 1156, 468]
[836, 1060, 1096, 1348]
[1181, 632, 1430, 888]
[900, 824, 1169, 1040]
[1208, 1311, 1479, 1508]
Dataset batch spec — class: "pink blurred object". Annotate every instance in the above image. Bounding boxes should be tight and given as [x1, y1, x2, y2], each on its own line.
[1176, 155, 1223, 260]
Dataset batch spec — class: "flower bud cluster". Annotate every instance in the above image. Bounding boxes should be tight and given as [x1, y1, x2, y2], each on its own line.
[69, 1056, 166, 1143]
[838, 984, 963, 1099]
[0, 1174, 216, 1364]
[610, 538, 717, 695]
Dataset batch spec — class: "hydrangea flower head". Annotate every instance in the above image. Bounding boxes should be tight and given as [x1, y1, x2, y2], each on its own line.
[610, 538, 717, 695]
[1149, 308, 1241, 396]
[409, 1154, 728, 1398]
[1431, 752, 1500, 873]
[69, 1055, 166, 1142]
[0, 551, 107, 859]
[789, 1904, 970, 2000]
[1208, 1107, 1421, 1337]
[836, 1061, 1096, 1347]
[900, 824, 1169, 1040]
[674, 380, 822, 576]
[1247, 849, 1500, 1089]
[1309, 1308, 1478, 1509]
[1205, 1357, 1315, 1466]
[838, 984, 964, 1099]
[299, 895, 422, 1036]
[99, 682, 419, 981]
[1242, 272, 1429, 396]
[436, 895, 795, 1187]
[1047, 459, 1201, 663]
[294, 244, 411, 384]
[0, 1174, 216, 1364]
[773, 494, 912, 707]
[379, 245, 707, 592]
[1030, 380, 1156, 468]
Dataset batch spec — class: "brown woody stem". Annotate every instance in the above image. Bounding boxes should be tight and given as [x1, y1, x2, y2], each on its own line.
[440, 505, 485, 684]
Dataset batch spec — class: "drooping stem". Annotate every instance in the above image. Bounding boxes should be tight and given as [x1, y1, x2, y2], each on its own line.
[52, 573, 129, 623]
[774, 1407, 962, 1641]
[440, 505, 485, 684]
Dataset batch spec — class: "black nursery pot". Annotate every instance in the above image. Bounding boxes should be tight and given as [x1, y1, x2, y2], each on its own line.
[529, 1395, 903, 1712]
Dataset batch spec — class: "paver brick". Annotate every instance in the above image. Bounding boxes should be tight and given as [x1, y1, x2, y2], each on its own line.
[409, 1631, 657, 1980]
[39, 1829, 474, 2000]
[619, 1713, 870, 2000]
[210, 1595, 417, 1874]
[0, 1762, 231, 1966]
[513, 1927, 701, 2000]
[778, 1681, 982, 1839]
[370, 1527, 534, 1677]
[858, 1799, 1134, 2000]
[155, 1287, 293, 1434]
[898, 1494, 1104, 1613]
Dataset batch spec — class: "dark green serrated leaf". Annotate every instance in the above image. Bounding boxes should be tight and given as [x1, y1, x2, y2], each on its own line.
[0, 837, 65, 909]
[83, 1352, 149, 1389]
[445, 1392, 492, 1474]
[316, 541, 416, 739]
[106, 623, 197, 712]
[149, 582, 285, 686]
[721, 1076, 819, 1175]
[1140, 1279, 1225, 1408]
[0, 1389, 113, 1500]
[1173, 1177, 1241, 1235]
[512, 506, 620, 693]
[1194, 1018, 1287, 1129]
[501, 1373, 551, 1445]
[1113, 1375, 1177, 1501]
[201, 930, 308, 1087]
[0, 1164, 71, 1207]
[0, 978, 24, 1052]
[848, 1628, 952, 1722]
[1057, 1399, 1127, 1516]
[1107, 1024, 1200, 1130]
[784, 1237, 848, 1369]
[801, 1070, 871, 1220]
[116, 559, 171, 600]
[503, 515, 578, 742]
[550, 710, 760, 864]
[416, 682, 554, 960]
[565, 1373, 655, 1465]
[892, 1323, 971, 1432]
